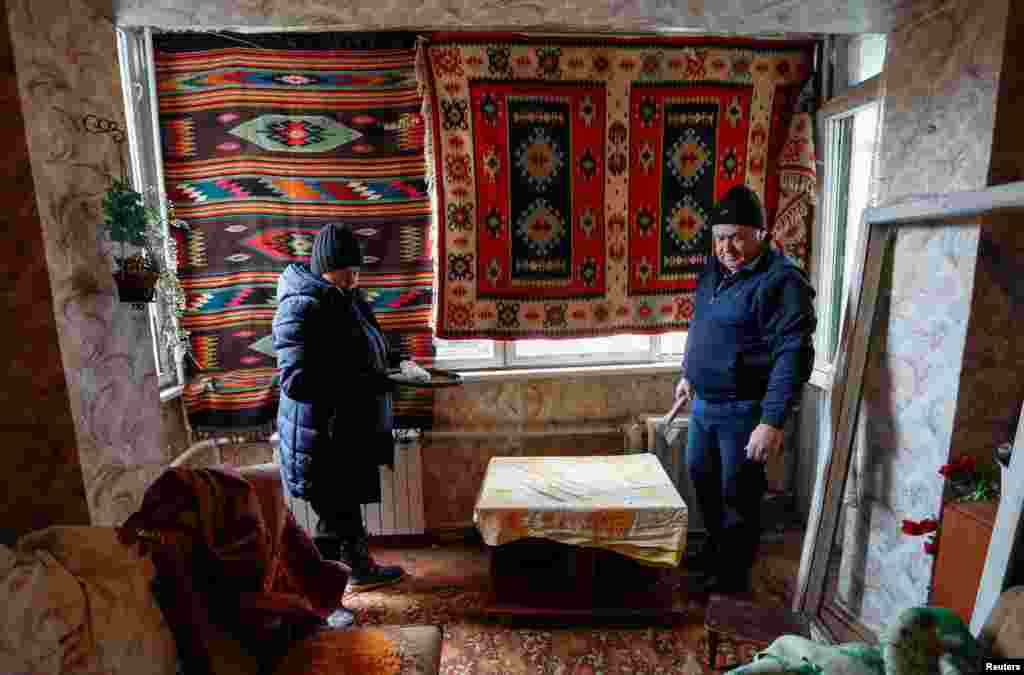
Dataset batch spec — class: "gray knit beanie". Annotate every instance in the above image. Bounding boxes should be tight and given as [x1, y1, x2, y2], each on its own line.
[310, 223, 363, 276]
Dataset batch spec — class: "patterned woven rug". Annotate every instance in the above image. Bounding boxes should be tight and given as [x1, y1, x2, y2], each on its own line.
[418, 34, 817, 340]
[349, 536, 802, 674]
[153, 32, 435, 437]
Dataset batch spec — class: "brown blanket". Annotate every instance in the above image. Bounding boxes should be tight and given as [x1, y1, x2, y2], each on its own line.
[121, 466, 349, 675]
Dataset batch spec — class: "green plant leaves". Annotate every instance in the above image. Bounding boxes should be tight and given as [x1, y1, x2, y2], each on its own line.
[102, 179, 149, 247]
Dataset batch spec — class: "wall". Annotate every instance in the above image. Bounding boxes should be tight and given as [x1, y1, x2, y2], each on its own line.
[829, 0, 1016, 635]
[112, 0, 898, 33]
[0, 0, 91, 543]
[422, 371, 676, 531]
[6, 0, 178, 527]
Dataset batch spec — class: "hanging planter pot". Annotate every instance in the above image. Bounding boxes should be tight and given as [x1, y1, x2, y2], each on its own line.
[113, 253, 159, 305]
[102, 179, 161, 309]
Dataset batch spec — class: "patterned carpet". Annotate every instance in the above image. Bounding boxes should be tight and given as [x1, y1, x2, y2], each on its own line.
[345, 531, 804, 674]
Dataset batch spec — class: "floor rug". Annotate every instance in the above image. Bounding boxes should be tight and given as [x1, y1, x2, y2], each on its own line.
[348, 533, 803, 674]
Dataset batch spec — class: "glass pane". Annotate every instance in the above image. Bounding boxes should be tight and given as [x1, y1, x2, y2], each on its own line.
[434, 338, 495, 361]
[658, 331, 688, 356]
[826, 115, 854, 362]
[836, 104, 880, 352]
[512, 334, 650, 359]
[848, 34, 886, 86]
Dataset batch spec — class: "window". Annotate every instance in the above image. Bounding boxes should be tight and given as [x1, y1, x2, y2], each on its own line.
[434, 332, 687, 371]
[118, 27, 186, 397]
[813, 34, 885, 382]
[847, 34, 886, 86]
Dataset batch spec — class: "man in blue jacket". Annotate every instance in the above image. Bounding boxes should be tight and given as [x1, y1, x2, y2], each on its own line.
[676, 185, 816, 594]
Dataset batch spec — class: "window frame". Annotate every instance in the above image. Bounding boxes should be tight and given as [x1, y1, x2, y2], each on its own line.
[811, 71, 883, 390]
[433, 333, 687, 372]
[118, 27, 186, 399]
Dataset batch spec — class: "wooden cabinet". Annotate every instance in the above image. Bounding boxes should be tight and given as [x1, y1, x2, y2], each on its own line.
[929, 500, 998, 624]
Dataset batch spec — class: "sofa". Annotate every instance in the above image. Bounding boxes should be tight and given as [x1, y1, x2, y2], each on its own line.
[1, 462, 442, 675]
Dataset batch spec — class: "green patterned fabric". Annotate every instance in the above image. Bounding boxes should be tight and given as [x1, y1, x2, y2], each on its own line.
[725, 635, 884, 675]
[726, 607, 983, 675]
[883, 607, 983, 675]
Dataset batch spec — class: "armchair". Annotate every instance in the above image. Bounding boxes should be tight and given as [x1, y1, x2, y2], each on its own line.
[0, 462, 442, 675]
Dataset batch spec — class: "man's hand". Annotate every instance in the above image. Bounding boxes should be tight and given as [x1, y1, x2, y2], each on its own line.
[675, 377, 692, 403]
[746, 423, 784, 463]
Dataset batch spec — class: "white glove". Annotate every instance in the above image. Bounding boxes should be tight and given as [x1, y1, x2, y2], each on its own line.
[399, 360, 431, 383]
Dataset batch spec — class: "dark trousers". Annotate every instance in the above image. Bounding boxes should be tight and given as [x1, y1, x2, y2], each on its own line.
[685, 397, 768, 580]
[307, 493, 366, 560]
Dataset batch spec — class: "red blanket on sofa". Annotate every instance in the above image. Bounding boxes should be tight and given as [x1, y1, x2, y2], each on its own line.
[121, 465, 349, 675]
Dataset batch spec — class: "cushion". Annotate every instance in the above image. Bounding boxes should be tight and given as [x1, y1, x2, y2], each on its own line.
[0, 540, 89, 674]
[273, 625, 443, 675]
[1, 526, 179, 675]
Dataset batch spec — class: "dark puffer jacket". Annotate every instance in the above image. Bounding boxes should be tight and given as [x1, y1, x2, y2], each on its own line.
[273, 264, 402, 504]
[682, 246, 816, 428]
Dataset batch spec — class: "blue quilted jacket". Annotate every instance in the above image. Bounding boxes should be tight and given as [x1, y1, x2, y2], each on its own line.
[682, 247, 816, 428]
[272, 264, 401, 503]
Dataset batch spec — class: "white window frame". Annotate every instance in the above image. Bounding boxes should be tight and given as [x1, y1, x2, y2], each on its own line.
[118, 27, 185, 400]
[810, 35, 885, 390]
[434, 333, 687, 372]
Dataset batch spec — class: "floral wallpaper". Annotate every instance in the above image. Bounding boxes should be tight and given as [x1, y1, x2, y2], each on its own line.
[829, 0, 1020, 636]
[7, 0, 171, 527]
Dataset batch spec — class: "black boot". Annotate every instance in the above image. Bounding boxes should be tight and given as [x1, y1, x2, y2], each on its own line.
[691, 537, 719, 577]
[314, 535, 341, 562]
[340, 535, 405, 592]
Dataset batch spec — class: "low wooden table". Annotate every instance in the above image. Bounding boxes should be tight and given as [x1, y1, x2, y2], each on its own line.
[704, 594, 811, 670]
[474, 454, 690, 621]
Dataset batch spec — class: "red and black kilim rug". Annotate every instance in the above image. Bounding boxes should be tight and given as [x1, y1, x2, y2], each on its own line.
[419, 34, 817, 340]
[154, 32, 435, 437]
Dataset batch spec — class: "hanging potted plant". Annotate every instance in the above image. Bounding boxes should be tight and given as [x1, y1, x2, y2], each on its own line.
[102, 178, 160, 305]
[150, 196, 196, 375]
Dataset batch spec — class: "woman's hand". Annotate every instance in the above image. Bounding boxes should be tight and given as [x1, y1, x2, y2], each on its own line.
[399, 360, 431, 383]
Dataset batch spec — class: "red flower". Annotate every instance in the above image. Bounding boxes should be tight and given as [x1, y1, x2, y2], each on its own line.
[902, 519, 924, 535]
[902, 518, 940, 536]
[924, 541, 938, 555]
[939, 455, 977, 477]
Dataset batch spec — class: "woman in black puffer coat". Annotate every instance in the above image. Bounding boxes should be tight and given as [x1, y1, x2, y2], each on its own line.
[273, 223, 406, 607]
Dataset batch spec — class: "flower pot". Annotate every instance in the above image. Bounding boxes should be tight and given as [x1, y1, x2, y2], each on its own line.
[113, 254, 159, 305]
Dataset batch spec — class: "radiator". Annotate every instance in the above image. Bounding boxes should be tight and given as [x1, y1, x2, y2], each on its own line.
[273, 434, 426, 538]
[640, 413, 705, 533]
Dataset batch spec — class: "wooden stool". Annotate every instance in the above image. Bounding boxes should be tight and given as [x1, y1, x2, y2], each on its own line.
[704, 594, 811, 671]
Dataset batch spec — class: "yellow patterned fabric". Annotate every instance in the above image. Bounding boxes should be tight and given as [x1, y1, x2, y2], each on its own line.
[473, 454, 687, 566]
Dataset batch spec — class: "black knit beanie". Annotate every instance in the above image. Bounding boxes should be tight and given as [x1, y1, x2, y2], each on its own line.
[310, 223, 363, 276]
[709, 185, 766, 230]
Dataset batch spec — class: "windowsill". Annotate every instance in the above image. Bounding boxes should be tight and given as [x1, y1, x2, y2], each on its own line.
[450, 361, 681, 383]
[160, 384, 184, 403]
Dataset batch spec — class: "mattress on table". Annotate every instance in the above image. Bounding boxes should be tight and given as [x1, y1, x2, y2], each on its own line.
[473, 454, 688, 567]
